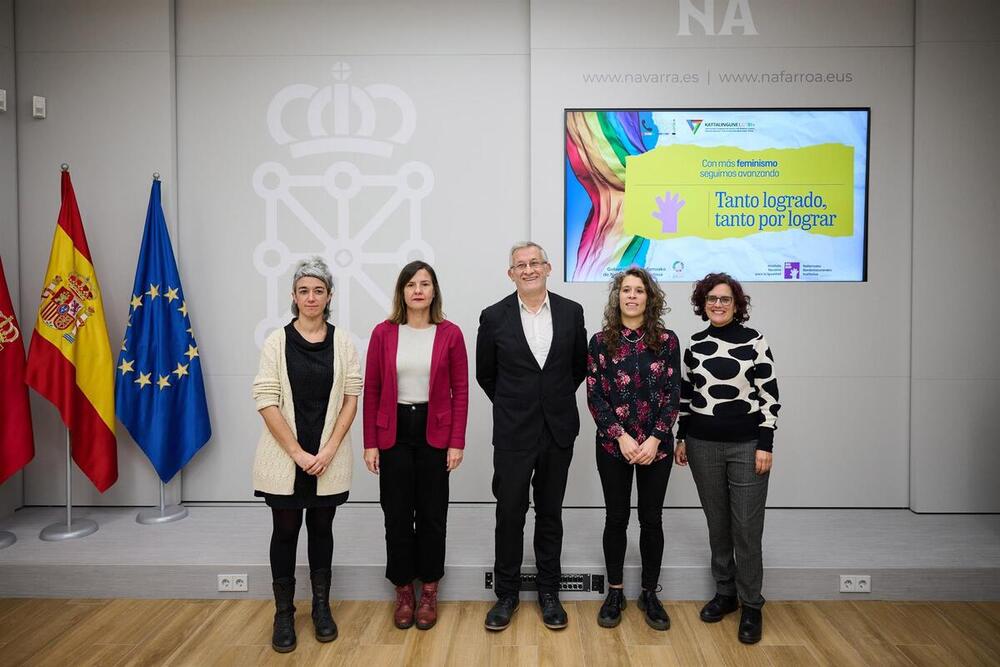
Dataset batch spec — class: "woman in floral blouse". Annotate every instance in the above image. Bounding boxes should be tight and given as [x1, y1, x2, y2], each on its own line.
[586, 267, 681, 632]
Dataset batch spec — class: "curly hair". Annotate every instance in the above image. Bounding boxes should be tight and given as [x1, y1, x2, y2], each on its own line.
[602, 267, 669, 357]
[691, 272, 751, 323]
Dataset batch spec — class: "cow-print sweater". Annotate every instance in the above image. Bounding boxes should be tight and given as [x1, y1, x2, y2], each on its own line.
[677, 320, 780, 452]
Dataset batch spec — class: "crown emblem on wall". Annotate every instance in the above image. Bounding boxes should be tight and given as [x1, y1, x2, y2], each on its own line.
[267, 62, 416, 158]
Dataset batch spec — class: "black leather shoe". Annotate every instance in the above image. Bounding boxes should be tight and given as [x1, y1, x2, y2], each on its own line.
[271, 577, 297, 653]
[699, 593, 739, 623]
[597, 588, 626, 628]
[539, 592, 568, 630]
[484, 595, 519, 631]
[637, 588, 670, 631]
[309, 568, 338, 642]
[738, 607, 763, 644]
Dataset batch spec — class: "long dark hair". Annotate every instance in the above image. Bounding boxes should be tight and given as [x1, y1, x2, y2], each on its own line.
[388, 261, 444, 325]
[602, 267, 668, 357]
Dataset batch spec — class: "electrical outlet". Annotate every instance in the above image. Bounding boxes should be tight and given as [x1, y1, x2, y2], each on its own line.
[839, 574, 871, 594]
[218, 573, 249, 592]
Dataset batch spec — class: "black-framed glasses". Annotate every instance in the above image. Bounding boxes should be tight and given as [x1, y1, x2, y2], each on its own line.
[705, 295, 733, 305]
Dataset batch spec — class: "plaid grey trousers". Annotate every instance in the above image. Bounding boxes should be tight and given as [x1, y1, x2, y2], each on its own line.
[686, 436, 769, 609]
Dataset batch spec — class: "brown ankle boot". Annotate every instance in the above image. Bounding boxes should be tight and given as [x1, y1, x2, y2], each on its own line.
[394, 583, 416, 629]
[416, 581, 439, 630]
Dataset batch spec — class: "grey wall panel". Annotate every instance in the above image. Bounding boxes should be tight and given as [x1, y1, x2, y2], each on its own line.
[175, 4, 530, 503]
[911, 379, 1000, 512]
[0, 0, 22, 517]
[910, 0, 1000, 512]
[911, 42, 1000, 382]
[15, 1, 176, 505]
[179, 374, 259, 502]
[531, 8, 913, 506]
[14, 0, 171, 52]
[531, 0, 913, 49]
[916, 0, 1000, 43]
[176, 0, 528, 56]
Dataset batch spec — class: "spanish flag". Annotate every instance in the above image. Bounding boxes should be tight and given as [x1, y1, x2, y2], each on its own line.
[26, 170, 118, 492]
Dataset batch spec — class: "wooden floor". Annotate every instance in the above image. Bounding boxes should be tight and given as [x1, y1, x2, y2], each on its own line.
[0, 598, 998, 666]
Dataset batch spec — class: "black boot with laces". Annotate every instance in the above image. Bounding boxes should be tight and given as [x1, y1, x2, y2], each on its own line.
[637, 587, 670, 631]
[597, 587, 626, 628]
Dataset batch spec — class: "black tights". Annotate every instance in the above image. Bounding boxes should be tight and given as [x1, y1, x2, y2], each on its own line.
[269, 507, 337, 580]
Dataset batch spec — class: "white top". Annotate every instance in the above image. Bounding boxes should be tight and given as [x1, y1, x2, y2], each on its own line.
[396, 324, 436, 404]
[518, 292, 552, 369]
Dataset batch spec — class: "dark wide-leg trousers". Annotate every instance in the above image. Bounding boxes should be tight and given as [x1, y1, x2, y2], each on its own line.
[379, 403, 450, 586]
[492, 425, 573, 597]
[686, 436, 769, 609]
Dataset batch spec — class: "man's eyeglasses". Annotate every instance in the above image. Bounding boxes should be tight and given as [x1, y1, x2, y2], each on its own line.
[511, 260, 548, 273]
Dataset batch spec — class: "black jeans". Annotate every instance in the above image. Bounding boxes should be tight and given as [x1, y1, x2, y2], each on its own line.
[379, 403, 450, 586]
[492, 424, 573, 597]
[596, 449, 673, 590]
[269, 507, 337, 580]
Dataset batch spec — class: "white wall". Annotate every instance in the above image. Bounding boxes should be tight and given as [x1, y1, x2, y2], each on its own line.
[910, 0, 1000, 512]
[4, 0, 996, 512]
[173, 0, 530, 502]
[15, 0, 176, 505]
[531, 0, 914, 507]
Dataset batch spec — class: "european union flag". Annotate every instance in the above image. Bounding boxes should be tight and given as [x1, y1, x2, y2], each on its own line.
[115, 179, 211, 482]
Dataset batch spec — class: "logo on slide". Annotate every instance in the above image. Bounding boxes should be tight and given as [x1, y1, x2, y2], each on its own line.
[687, 119, 703, 134]
[783, 262, 801, 280]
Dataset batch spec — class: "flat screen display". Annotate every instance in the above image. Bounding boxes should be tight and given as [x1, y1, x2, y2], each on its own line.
[564, 108, 870, 282]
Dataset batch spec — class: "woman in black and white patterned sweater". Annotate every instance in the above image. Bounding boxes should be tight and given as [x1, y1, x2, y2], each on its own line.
[674, 272, 779, 646]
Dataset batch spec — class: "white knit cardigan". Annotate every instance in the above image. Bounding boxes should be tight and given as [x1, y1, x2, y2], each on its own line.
[252, 325, 363, 496]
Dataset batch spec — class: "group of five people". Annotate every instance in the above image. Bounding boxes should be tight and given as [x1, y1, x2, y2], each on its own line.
[251, 241, 780, 653]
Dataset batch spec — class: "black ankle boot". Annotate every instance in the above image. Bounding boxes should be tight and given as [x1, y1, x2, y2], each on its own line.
[310, 568, 338, 642]
[638, 588, 670, 631]
[597, 588, 626, 628]
[271, 577, 297, 653]
[738, 606, 763, 644]
[699, 593, 739, 623]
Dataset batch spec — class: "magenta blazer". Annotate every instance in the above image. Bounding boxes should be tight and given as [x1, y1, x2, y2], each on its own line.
[363, 319, 469, 450]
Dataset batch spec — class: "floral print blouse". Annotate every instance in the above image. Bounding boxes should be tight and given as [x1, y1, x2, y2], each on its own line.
[586, 327, 681, 462]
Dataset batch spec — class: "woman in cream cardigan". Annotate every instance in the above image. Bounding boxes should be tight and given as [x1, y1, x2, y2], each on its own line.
[252, 256, 362, 654]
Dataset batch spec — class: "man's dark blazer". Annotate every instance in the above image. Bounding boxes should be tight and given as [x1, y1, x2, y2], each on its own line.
[476, 291, 587, 450]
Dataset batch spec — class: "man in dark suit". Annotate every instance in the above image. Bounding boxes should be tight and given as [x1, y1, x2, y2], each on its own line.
[476, 241, 587, 631]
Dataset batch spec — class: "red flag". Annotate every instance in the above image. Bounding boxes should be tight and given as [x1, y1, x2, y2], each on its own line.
[0, 255, 35, 484]
[26, 171, 117, 492]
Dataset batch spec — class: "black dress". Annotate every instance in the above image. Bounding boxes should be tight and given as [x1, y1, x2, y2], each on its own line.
[255, 321, 349, 509]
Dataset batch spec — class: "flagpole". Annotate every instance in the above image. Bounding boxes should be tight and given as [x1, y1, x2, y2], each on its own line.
[136, 479, 188, 524]
[39, 430, 99, 541]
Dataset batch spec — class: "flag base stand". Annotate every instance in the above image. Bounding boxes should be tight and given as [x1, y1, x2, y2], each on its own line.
[136, 481, 188, 525]
[136, 504, 187, 524]
[40, 433, 100, 542]
[40, 518, 98, 541]
[0, 531, 15, 549]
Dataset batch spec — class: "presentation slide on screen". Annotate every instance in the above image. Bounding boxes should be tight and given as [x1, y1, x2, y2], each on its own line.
[564, 109, 870, 282]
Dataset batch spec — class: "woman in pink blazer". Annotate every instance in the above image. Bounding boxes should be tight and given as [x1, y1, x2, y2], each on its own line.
[363, 260, 469, 631]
